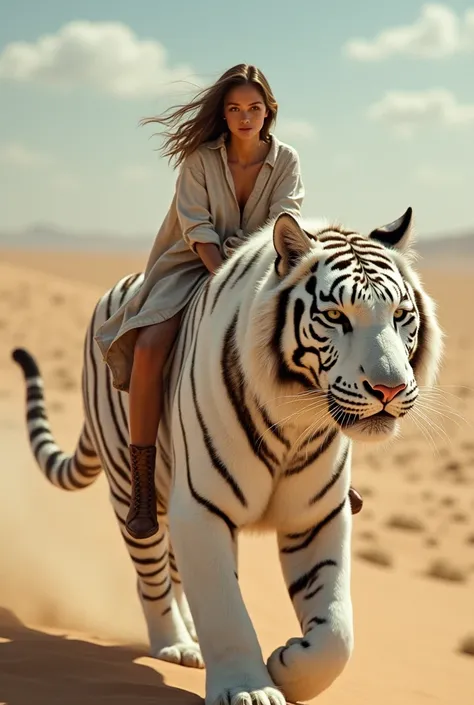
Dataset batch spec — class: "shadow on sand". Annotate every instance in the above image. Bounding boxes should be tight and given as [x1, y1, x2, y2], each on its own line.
[0, 607, 203, 704]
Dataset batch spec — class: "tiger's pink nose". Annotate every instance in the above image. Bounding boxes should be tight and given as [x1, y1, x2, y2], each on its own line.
[371, 383, 406, 403]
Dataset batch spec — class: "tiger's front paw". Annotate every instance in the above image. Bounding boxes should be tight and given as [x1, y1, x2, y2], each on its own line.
[207, 684, 285, 705]
[206, 664, 285, 705]
[267, 630, 352, 702]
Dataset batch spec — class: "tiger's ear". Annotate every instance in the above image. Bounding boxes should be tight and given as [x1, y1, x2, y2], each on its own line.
[369, 207, 413, 251]
[273, 213, 312, 277]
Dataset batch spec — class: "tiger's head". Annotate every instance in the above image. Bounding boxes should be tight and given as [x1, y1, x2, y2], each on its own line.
[257, 208, 443, 443]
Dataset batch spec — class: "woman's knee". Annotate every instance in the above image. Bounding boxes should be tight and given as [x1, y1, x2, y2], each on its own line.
[134, 317, 180, 369]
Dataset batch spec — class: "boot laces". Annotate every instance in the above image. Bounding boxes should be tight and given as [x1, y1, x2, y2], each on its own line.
[131, 449, 155, 514]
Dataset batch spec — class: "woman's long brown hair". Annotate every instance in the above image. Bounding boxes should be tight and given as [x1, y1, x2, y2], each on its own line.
[140, 63, 278, 168]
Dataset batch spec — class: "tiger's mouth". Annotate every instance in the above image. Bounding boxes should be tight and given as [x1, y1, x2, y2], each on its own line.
[328, 397, 401, 441]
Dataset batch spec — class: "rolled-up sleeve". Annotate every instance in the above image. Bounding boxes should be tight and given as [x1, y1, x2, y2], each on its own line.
[175, 155, 221, 253]
[268, 149, 305, 220]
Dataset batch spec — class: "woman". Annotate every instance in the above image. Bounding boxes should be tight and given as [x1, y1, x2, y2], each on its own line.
[95, 63, 363, 539]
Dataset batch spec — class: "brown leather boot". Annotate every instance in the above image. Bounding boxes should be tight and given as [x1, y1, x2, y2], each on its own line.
[349, 486, 363, 515]
[126, 444, 159, 539]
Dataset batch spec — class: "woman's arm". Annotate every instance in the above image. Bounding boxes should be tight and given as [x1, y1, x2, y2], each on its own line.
[194, 242, 223, 274]
[175, 153, 224, 274]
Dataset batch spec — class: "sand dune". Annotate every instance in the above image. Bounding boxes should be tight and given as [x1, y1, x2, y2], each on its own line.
[0, 252, 473, 704]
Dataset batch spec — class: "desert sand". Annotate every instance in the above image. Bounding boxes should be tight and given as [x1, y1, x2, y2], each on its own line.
[0, 247, 473, 705]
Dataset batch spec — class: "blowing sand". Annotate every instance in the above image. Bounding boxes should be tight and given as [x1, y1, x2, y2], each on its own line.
[0, 248, 473, 704]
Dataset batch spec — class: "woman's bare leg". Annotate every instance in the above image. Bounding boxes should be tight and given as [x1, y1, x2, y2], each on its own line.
[126, 313, 182, 539]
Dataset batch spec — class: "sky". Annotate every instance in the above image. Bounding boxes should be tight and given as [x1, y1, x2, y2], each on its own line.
[0, 0, 473, 241]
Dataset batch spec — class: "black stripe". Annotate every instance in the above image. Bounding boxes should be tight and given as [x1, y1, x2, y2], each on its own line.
[285, 429, 338, 476]
[86, 302, 131, 502]
[272, 287, 313, 389]
[190, 311, 247, 506]
[288, 559, 337, 600]
[176, 293, 237, 536]
[229, 243, 266, 289]
[281, 499, 347, 554]
[122, 532, 166, 551]
[210, 255, 242, 313]
[140, 580, 173, 602]
[221, 313, 277, 477]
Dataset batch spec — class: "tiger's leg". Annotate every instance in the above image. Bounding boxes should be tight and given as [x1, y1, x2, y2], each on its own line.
[114, 505, 204, 668]
[267, 499, 354, 702]
[169, 534, 240, 645]
[168, 496, 285, 705]
[168, 542, 198, 642]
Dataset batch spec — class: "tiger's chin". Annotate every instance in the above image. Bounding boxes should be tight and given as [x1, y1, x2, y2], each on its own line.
[338, 411, 401, 443]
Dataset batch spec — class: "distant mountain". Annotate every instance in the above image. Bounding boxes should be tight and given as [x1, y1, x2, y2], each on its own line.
[1, 223, 473, 261]
[0, 223, 154, 251]
[415, 230, 474, 260]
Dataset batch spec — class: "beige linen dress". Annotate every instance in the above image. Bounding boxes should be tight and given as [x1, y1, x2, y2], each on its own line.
[94, 132, 305, 392]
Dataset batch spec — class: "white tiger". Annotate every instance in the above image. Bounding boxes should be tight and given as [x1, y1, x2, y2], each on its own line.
[13, 208, 443, 705]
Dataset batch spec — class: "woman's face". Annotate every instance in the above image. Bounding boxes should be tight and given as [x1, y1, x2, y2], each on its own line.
[223, 84, 269, 141]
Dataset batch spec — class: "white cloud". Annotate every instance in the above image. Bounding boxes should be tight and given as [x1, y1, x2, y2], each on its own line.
[344, 4, 474, 60]
[276, 119, 317, 142]
[367, 89, 474, 135]
[0, 141, 53, 167]
[0, 21, 195, 98]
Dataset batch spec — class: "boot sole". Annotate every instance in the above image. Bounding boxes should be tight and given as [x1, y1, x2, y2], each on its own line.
[125, 523, 159, 540]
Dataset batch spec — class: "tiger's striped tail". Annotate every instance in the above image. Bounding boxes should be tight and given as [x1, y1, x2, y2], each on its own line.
[12, 347, 102, 490]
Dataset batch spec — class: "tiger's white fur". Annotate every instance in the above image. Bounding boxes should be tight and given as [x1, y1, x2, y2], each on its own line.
[13, 209, 443, 705]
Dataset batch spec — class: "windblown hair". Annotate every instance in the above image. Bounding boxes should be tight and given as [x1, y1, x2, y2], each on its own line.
[140, 63, 278, 167]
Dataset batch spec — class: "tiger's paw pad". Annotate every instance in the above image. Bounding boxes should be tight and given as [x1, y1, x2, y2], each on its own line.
[210, 686, 286, 705]
[155, 642, 204, 669]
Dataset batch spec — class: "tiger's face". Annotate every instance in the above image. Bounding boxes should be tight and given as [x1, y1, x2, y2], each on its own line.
[271, 208, 442, 443]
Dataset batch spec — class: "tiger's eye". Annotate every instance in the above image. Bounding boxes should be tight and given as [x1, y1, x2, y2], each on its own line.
[326, 310, 341, 320]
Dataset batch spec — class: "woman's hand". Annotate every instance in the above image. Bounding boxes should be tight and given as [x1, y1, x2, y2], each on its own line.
[195, 242, 224, 275]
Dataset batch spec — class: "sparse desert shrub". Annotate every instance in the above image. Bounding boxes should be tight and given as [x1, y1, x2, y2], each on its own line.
[356, 485, 374, 497]
[50, 292, 65, 306]
[457, 386, 473, 399]
[458, 634, 474, 656]
[355, 546, 393, 568]
[50, 348, 65, 360]
[425, 536, 438, 548]
[426, 558, 467, 583]
[386, 513, 425, 533]
[444, 461, 462, 474]
[451, 512, 467, 524]
[52, 366, 76, 391]
[440, 495, 456, 507]
[405, 471, 421, 482]
[466, 533, 474, 546]
[394, 451, 415, 465]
